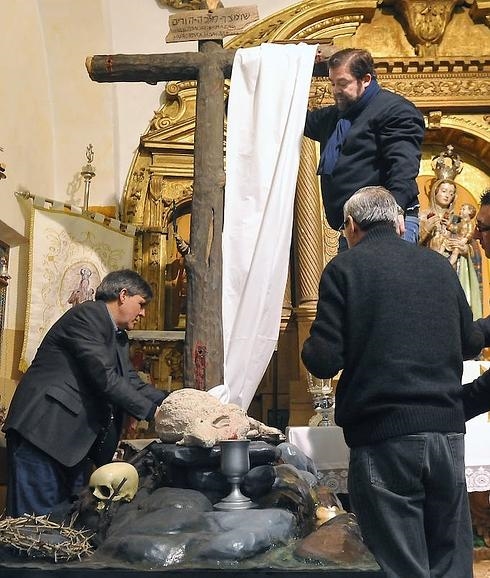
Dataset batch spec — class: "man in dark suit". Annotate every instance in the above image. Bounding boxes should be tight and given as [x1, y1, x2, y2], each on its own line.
[3, 269, 167, 517]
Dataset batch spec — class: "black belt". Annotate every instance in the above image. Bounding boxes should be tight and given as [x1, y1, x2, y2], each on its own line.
[405, 207, 419, 217]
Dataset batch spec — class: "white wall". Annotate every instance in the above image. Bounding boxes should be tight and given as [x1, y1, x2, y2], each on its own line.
[0, 1, 53, 240]
[0, 0, 295, 231]
[0, 0, 296, 333]
[107, 0, 295, 200]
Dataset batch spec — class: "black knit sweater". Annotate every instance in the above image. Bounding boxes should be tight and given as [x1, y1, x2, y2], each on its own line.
[301, 224, 484, 448]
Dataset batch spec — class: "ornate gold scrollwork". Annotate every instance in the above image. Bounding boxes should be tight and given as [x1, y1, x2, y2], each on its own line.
[427, 110, 443, 129]
[395, 0, 459, 56]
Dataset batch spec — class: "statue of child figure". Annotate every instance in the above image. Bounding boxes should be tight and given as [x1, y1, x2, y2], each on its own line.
[445, 203, 477, 268]
[445, 202, 482, 318]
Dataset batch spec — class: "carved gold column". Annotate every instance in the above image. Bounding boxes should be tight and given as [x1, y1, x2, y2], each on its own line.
[295, 138, 326, 310]
[280, 268, 293, 333]
[291, 137, 327, 425]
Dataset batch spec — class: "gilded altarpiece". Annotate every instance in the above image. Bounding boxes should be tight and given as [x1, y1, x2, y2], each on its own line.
[122, 0, 490, 429]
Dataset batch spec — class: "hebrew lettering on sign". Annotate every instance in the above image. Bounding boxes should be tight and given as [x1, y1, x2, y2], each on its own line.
[166, 6, 259, 43]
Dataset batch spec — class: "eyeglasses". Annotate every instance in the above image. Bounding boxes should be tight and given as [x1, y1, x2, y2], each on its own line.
[338, 220, 348, 232]
[475, 222, 490, 233]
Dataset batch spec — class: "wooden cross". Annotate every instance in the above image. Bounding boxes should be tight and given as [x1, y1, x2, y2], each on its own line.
[86, 1, 259, 392]
[86, 1, 329, 392]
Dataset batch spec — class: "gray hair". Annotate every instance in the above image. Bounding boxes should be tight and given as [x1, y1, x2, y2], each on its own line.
[95, 269, 153, 302]
[343, 186, 399, 230]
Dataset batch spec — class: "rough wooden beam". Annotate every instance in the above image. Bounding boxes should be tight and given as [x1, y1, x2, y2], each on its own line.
[85, 40, 326, 393]
[86, 52, 236, 84]
[185, 40, 226, 390]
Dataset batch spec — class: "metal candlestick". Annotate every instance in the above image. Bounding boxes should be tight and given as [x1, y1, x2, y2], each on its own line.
[306, 372, 335, 427]
[0, 256, 10, 288]
[81, 144, 96, 212]
[214, 439, 258, 511]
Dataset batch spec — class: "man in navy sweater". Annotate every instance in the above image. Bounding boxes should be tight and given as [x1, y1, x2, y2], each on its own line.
[302, 186, 483, 578]
[305, 48, 425, 247]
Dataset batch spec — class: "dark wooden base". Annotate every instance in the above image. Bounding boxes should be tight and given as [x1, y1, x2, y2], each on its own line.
[0, 568, 384, 578]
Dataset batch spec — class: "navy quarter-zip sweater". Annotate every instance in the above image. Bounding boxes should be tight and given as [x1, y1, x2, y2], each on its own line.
[305, 89, 425, 230]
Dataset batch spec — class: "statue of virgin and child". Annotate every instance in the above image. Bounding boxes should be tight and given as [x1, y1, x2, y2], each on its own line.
[419, 146, 482, 319]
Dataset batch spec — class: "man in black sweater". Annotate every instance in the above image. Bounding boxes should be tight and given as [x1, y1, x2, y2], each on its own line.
[461, 188, 490, 418]
[305, 48, 425, 247]
[472, 188, 490, 259]
[302, 186, 483, 578]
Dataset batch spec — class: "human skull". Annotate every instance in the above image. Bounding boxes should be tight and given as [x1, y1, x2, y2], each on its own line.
[89, 462, 139, 510]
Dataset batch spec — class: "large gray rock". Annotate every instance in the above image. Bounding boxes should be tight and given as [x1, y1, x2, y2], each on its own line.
[154, 389, 285, 447]
[95, 488, 297, 567]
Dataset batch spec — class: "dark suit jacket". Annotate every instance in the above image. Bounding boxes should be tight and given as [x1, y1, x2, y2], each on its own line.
[3, 300, 166, 467]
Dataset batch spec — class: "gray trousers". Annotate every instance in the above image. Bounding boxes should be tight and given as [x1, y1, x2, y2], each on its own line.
[348, 432, 473, 578]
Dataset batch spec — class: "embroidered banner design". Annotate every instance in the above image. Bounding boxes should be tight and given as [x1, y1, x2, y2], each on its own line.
[20, 203, 135, 371]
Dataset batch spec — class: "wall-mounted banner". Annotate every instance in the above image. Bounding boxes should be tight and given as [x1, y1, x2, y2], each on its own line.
[20, 204, 135, 371]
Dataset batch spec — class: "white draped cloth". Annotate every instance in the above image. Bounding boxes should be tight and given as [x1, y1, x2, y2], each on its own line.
[209, 43, 317, 409]
[463, 360, 490, 492]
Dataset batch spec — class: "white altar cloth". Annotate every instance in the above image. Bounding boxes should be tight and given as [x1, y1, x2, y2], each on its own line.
[287, 360, 490, 494]
[463, 360, 490, 492]
[286, 425, 349, 470]
[286, 425, 350, 493]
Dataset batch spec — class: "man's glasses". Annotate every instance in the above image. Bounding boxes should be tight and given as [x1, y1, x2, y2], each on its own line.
[475, 222, 490, 233]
